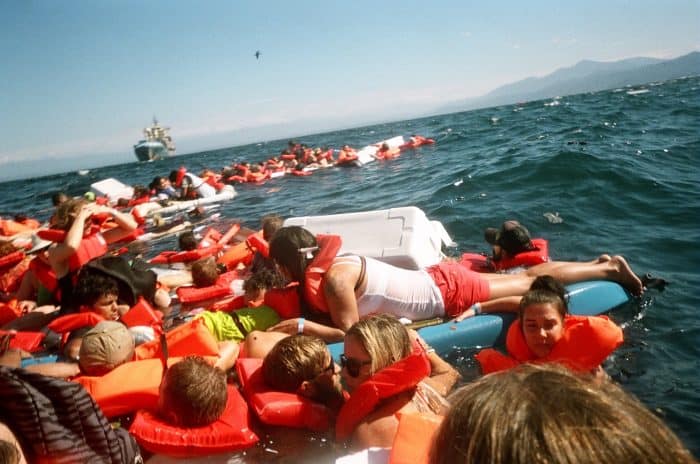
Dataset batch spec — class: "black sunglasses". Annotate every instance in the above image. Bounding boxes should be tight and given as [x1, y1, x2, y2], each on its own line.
[340, 353, 371, 378]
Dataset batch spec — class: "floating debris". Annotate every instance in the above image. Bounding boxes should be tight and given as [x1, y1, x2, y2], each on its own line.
[543, 212, 563, 224]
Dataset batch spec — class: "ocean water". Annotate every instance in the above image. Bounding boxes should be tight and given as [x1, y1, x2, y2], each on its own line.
[1, 75, 698, 460]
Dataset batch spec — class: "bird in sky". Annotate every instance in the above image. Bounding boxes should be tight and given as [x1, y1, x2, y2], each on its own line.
[255, 50, 261, 59]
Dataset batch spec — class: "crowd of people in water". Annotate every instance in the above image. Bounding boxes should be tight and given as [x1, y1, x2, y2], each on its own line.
[0, 145, 691, 462]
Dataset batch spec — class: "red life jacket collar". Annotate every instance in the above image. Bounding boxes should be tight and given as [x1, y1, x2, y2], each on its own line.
[335, 346, 431, 441]
[303, 235, 343, 313]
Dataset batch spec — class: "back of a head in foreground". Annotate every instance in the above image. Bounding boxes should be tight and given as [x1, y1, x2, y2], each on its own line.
[429, 363, 694, 464]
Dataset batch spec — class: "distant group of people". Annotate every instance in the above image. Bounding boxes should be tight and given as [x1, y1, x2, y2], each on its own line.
[0, 184, 691, 463]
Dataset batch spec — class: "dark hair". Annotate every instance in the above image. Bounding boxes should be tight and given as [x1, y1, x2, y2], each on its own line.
[74, 271, 119, 307]
[178, 231, 197, 251]
[160, 356, 228, 427]
[243, 268, 285, 293]
[269, 226, 318, 283]
[429, 364, 695, 464]
[519, 275, 568, 322]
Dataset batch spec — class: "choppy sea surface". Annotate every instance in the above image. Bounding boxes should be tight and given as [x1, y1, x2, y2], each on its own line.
[1, 75, 699, 460]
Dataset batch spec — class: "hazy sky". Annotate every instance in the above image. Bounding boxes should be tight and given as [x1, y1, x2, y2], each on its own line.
[1, 0, 698, 170]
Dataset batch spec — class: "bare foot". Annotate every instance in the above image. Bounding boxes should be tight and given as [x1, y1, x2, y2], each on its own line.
[596, 254, 612, 263]
[612, 255, 643, 295]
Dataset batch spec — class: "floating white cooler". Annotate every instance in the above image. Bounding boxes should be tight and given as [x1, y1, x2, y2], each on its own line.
[91, 178, 134, 204]
[284, 206, 456, 269]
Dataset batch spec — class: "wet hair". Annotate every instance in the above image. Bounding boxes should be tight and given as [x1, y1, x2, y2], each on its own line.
[519, 275, 568, 323]
[268, 226, 318, 283]
[74, 271, 119, 307]
[345, 314, 411, 375]
[429, 363, 695, 464]
[51, 191, 69, 207]
[53, 198, 86, 231]
[262, 334, 327, 392]
[261, 214, 284, 241]
[191, 256, 219, 288]
[160, 356, 228, 427]
[178, 231, 198, 251]
[243, 268, 285, 294]
[168, 170, 179, 183]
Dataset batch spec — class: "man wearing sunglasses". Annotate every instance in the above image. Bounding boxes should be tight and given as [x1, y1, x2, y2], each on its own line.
[262, 334, 345, 411]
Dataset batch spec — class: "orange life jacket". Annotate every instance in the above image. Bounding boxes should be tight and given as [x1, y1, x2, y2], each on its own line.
[0, 300, 22, 326]
[459, 238, 549, 272]
[176, 270, 239, 305]
[389, 412, 443, 464]
[0, 329, 45, 352]
[129, 384, 259, 457]
[133, 318, 219, 361]
[0, 218, 40, 236]
[75, 357, 177, 418]
[335, 346, 431, 441]
[303, 235, 343, 313]
[37, 229, 108, 272]
[0, 255, 30, 294]
[263, 283, 301, 319]
[149, 245, 221, 265]
[236, 357, 334, 431]
[120, 297, 163, 330]
[476, 315, 623, 374]
[216, 230, 265, 270]
[28, 255, 57, 292]
[0, 250, 26, 270]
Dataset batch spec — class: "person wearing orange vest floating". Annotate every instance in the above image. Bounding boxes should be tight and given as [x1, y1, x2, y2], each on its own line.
[335, 315, 459, 450]
[49, 199, 137, 315]
[262, 226, 644, 343]
[475, 275, 624, 377]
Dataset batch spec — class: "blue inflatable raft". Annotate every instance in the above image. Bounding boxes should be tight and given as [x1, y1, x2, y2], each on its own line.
[328, 280, 631, 358]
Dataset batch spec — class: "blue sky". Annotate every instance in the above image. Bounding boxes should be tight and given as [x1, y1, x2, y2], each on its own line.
[1, 0, 698, 174]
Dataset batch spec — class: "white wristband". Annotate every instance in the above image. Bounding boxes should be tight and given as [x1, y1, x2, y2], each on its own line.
[472, 303, 482, 315]
[297, 317, 305, 334]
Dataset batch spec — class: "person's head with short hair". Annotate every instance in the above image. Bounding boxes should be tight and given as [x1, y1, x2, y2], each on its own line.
[484, 220, 536, 259]
[51, 191, 69, 207]
[269, 226, 318, 283]
[518, 275, 569, 359]
[0, 241, 18, 258]
[74, 271, 121, 320]
[243, 268, 284, 306]
[263, 334, 341, 404]
[261, 214, 284, 241]
[158, 356, 228, 427]
[191, 256, 219, 288]
[178, 231, 197, 251]
[342, 314, 411, 392]
[429, 363, 695, 464]
[78, 321, 135, 376]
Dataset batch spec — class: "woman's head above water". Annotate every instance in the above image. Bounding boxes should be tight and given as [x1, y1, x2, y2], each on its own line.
[268, 226, 318, 282]
[342, 314, 412, 391]
[519, 275, 569, 358]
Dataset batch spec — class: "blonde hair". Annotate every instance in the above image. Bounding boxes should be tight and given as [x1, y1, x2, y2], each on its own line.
[430, 363, 694, 464]
[262, 334, 327, 392]
[345, 314, 411, 375]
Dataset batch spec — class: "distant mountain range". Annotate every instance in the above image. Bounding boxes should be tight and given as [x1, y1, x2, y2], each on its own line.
[437, 51, 700, 114]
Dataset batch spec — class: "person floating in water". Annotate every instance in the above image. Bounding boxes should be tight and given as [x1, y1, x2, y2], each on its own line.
[255, 50, 261, 59]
